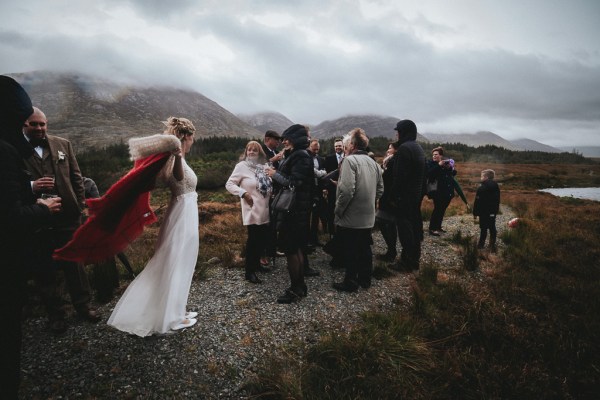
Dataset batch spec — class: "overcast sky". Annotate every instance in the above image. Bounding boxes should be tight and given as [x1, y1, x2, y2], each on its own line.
[1, 0, 599, 147]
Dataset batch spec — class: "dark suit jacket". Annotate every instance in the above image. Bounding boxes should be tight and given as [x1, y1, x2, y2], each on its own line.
[23, 135, 85, 230]
[261, 143, 280, 169]
[324, 153, 341, 173]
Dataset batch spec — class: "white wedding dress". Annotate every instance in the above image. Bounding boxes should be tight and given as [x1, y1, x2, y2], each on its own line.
[107, 157, 199, 337]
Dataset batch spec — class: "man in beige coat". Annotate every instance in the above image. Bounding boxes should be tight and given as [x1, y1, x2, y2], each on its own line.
[333, 128, 383, 292]
[22, 107, 99, 333]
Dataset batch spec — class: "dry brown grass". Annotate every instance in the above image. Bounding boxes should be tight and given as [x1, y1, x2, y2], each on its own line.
[198, 201, 246, 267]
[457, 162, 600, 189]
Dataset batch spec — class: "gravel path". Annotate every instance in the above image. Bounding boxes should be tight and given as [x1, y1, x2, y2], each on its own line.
[20, 207, 514, 399]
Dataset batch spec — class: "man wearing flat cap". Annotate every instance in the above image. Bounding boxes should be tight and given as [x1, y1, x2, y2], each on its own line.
[391, 119, 426, 271]
[262, 130, 283, 169]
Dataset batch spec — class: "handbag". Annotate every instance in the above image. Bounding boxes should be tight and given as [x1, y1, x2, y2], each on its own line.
[272, 186, 296, 212]
[426, 179, 438, 198]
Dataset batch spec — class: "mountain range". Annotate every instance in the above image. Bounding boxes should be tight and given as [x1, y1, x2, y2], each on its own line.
[8, 71, 580, 155]
[11, 71, 261, 149]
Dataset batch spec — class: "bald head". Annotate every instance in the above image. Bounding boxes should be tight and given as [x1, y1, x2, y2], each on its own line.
[23, 106, 48, 141]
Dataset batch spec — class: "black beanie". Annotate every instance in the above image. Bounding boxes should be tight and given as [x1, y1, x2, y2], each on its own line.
[0, 75, 34, 157]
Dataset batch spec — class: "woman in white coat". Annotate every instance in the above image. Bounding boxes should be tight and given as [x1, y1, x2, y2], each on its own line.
[226, 141, 273, 283]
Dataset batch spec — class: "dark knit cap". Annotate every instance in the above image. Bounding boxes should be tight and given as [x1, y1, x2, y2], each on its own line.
[281, 124, 309, 149]
[0, 75, 34, 157]
[394, 119, 418, 142]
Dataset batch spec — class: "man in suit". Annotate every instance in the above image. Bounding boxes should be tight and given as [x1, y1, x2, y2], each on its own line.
[323, 138, 344, 236]
[261, 129, 283, 169]
[308, 139, 327, 245]
[1, 76, 61, 399]
[22, 106, 100, 333]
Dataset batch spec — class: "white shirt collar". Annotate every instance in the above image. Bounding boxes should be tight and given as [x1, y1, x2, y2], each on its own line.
[23, 134, 44, 157]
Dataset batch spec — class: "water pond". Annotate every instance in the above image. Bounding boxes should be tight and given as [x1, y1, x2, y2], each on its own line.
[538, 187, 600, 202]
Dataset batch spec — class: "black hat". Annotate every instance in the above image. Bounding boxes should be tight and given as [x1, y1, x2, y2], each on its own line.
[394, 119, 418, 142]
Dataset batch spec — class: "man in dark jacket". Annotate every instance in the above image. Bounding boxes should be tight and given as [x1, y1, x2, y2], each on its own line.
[261, 130, 283, 169]
[0, 76, 61, 399]
[473, 169, 500, 252]
[391, 119, 426, 271]
[323, 138, 344, 236]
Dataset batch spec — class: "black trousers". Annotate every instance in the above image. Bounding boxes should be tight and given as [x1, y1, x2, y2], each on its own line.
[396, 202, 423, 268]
[378, 218, 397, 255]
[478, 214, 497, 247]
[31, 229, 91, 320]
[246, 224, 269, 274]
[337, 226, 373, 286]
[429, 195, 452, 231]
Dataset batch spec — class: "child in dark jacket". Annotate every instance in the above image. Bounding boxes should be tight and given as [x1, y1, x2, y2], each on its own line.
[473, 169, 500, 252]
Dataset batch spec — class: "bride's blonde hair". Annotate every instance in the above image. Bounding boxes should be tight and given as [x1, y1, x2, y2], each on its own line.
[162, 116, 196, 138]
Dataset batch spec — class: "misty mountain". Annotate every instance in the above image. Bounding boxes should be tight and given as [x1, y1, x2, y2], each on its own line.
[510, 138, 561, 153]
[9, 71, 587, 156]
[310, 114, 429, 142]
[423, 131, 521, 150]
[237, 111, 294, 135]
[11, 71, 261, 150]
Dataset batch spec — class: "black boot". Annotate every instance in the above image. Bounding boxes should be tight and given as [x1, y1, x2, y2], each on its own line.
[304, 266, 320, 276]
[332, 280, 359, 292]
[277, 287, 303, 304]
[245, 272, 262, 284]
[376, 251, 397, 262]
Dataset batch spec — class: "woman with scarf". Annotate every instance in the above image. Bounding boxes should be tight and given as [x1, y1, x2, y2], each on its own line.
[267, 124, 313, 303]
[226, 141, 273, 284]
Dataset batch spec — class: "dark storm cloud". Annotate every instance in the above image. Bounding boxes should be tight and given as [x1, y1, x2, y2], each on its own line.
[1, 0, 599, 145]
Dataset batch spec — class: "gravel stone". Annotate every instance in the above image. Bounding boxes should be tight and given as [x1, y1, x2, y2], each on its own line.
[20, 207, 514, 399]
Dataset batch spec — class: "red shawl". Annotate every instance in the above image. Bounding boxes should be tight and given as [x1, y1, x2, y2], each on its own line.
[53, 152, 171, 264]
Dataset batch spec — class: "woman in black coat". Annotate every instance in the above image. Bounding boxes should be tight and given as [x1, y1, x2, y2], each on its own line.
[267, 124, 313, 303]
[427, 146, 457, 236]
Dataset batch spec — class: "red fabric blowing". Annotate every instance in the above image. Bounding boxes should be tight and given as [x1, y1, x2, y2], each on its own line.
[53, 152, 170, 264]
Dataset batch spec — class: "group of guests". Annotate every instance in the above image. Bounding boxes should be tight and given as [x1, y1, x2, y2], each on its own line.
[226, 119, 502, 301]
[226, 120, 428, 298]
[1, 74, 500, 398]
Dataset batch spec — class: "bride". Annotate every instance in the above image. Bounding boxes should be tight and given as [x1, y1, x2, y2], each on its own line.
[107, 117, 199, 337]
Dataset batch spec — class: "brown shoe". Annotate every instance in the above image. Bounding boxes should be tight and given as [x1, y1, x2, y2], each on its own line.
[76, 307, 101, 323]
